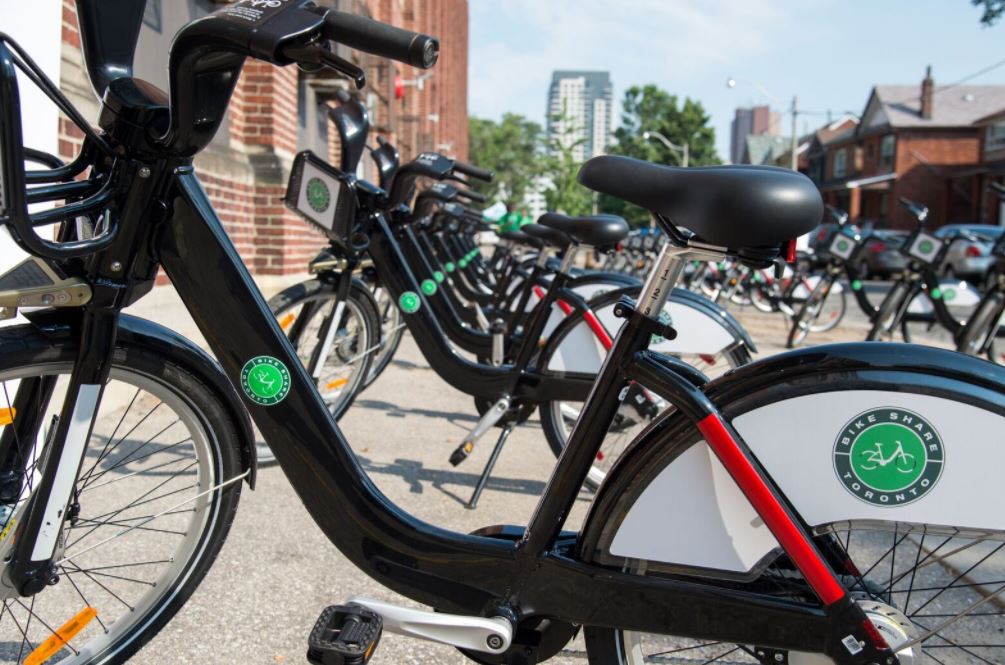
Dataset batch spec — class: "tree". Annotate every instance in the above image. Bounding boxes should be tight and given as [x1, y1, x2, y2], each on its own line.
[467, 113, 545, 207]
[972, 0, 1005, 25]
[600, 84, 720, 227]
[541, 107, 594, 216]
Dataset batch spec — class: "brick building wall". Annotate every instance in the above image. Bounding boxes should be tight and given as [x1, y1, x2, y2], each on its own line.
[56, 0, 468, 278]
[892, 130, 981, 228]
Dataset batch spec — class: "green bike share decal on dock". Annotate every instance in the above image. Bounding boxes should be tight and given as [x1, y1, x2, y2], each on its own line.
[241, 356, 292, 406]
[421, 279, 438, 295]
[399, 291, 422, 314]
[833, 407, 944, 506]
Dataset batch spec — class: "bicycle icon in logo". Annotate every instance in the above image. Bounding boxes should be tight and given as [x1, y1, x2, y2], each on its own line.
[857, 440, 917, 473]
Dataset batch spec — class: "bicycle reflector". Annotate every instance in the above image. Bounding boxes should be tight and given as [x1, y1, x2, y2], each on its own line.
[0, 41, 28, 230]
[285, 150, 357, 246]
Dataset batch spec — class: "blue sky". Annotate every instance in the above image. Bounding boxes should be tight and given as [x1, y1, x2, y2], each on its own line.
[468, 0, 1005, 161]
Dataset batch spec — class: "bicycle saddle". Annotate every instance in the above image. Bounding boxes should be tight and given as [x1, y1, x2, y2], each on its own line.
[577, 156, 822, 249]
[538, 212, 629, 248]
[521, 223, 571, 250]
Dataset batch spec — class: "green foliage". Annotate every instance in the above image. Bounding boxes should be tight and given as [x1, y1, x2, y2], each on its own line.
[541, 107, 594, 216]
[972, 0, 1005, 25]
[467, 113, 545, 207]
[600, 84, 720, 227]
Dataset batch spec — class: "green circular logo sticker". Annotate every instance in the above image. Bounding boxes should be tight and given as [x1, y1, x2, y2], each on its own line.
[421, 279, 437, 296]
[399, 291, 421, 314]
[305, 177, 331, 213]
[833, 408, 944, 506]
[851, 280, 863, 291]
[433, 271, 445, 283]
[918, 239, 935, 254]
[943, 287, 956, 301]
[445, 262, 456, 273]
[241, 356, 291, 406]
[837, 239, 850, 252]
[931, 287, 942, 300]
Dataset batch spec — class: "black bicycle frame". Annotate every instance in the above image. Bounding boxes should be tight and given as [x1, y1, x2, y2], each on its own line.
[151, 166, 865, 653]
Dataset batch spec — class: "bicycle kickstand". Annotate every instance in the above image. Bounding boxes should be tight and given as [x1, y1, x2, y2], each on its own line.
[465, 423, 515, 509]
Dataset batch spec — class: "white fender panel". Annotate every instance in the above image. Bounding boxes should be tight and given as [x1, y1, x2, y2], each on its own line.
[545, 299, 737, 373]
[608, 389, 1005, 576]
[732, 390, 1005, 533]
[610, 440, 779, 573]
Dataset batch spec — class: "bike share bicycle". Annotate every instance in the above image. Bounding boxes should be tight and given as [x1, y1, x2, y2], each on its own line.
[864, 198, 984, 345]
[268, 91, 755, 498]
[0, 3, 1004, 664]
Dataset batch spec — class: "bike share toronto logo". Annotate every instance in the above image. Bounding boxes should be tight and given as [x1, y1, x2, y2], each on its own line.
[833, 408, 944, 506]
[241, 356, 292, 406]
[305, 177, 331, 213]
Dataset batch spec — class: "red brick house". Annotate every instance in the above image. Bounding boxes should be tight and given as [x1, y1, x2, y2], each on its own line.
[970, 108, 1005, 225]
[814, 68, 1005, 230]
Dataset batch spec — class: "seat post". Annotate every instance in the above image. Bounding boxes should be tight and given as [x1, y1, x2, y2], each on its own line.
[637, 241, 725, 317]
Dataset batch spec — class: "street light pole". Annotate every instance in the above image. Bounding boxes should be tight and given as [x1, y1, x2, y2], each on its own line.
[790, 94, 798, 171]
[642, 130, 689, 167]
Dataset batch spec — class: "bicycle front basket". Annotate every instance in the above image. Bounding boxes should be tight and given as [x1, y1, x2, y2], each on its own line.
[0, 41, 28, 231]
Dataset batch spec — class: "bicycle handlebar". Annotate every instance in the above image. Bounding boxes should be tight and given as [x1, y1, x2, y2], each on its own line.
[323, 10, 438, 69]
[453, 161, 494, 182]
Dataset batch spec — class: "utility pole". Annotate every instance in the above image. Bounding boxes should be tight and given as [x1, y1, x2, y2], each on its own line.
[790, 94, 799, 172]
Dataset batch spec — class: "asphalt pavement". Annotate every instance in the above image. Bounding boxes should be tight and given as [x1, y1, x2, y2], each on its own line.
[115, 285, 1002, 664]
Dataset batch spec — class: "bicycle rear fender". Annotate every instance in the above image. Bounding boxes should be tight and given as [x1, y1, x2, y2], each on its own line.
[24, 309, 257, 487]
[582, 342, 1005, 579]
[545, 286, 754, 374]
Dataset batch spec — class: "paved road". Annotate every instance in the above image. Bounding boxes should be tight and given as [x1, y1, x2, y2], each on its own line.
[118, 295, 1001, 664]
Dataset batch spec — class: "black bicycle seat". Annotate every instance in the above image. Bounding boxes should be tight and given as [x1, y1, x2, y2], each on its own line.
[522, 223, 571, 250]
[577, 156, 822, 249]
[538, 212, 629, 247]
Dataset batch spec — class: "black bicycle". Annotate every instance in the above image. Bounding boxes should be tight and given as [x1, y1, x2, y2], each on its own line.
[1, 3, 1004, 665]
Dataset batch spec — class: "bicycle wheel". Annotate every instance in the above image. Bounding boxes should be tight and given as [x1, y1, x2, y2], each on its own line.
[539, 290, 751, 490]
[0, 324, 242, 664]
[867, 283, 913, 342]
[806, 282, 846, 333]
[364, 283, 405, 388]
[264, 278, 378, 465]
[584, 413, 1005, 664]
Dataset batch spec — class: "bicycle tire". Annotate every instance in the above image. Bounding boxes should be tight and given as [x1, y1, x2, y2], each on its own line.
[0, 323, 242, 665]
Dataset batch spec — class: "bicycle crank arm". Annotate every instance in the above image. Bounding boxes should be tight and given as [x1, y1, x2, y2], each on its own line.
[348, 596, 513, 654]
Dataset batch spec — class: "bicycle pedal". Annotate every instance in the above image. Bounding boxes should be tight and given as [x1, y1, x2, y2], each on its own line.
[307, 603, 382, 665]
[0, 257, 91, 318]
[449, 440, 474, 466]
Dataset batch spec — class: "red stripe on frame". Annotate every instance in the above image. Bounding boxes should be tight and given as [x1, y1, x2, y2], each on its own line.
[696, 413, 845, 606]
[581, 308, 613, 350]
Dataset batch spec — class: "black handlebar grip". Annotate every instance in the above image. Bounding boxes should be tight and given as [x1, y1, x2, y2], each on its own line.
[324, 10, 438, 69]
[453, 161, 494, 182]
[457, 189, 488, 203]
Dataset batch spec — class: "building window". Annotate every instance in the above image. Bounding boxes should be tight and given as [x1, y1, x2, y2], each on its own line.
[143, 0, 162, 32]
[988, 121, 1005, 150]
[834, 149, 847, 178]
[881, 134, 896, 167]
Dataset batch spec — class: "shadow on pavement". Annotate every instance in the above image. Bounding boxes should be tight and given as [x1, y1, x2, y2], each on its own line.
[357, 455, 592, 507]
